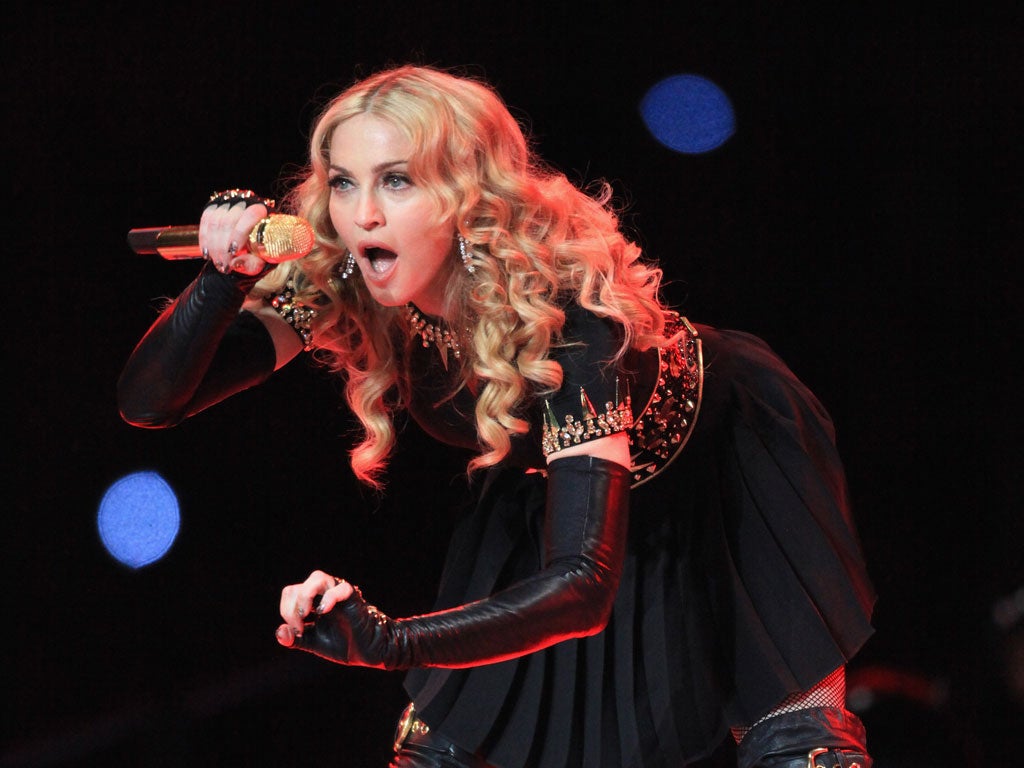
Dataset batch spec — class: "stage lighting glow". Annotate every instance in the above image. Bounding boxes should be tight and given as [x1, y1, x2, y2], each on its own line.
[98, 471, 180, 568]
[640, 74, 735, 154]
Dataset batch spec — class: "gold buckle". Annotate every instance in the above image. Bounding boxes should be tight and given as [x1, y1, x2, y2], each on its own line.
[393, 702, 430, 753]
[807, 747, 861, 768]
[394, 702, 416, 753]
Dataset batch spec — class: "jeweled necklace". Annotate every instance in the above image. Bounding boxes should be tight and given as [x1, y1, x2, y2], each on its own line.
[405, 303, 461, 370]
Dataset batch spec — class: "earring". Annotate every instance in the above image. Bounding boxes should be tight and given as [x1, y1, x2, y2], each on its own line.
[458, 233, 475, 274]
[338, 250, 356, 279]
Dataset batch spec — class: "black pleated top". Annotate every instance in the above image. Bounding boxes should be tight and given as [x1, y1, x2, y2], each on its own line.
[402, 309, 876, 767]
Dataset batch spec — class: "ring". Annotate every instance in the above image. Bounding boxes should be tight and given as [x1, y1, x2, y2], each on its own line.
[207, 189, 276, 210]
[201, 247, 209, 260]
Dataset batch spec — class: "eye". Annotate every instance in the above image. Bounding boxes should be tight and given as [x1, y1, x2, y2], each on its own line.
[382, 172, 411, 190]
[328, 174, 353, 192]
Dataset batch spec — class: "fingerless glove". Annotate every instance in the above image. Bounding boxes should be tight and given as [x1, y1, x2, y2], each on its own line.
[290, 454, 631, 669]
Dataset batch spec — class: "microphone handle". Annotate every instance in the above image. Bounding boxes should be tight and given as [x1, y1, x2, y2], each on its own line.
[127, 225, 201, 259]
[127, 215, 315, 263]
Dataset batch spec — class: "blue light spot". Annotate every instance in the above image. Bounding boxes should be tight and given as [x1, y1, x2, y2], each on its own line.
[640, 74, 736, 154]
[98, 472, 180, 568]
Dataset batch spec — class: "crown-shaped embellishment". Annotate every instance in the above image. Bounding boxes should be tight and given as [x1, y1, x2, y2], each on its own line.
[541, 378, 633, 456]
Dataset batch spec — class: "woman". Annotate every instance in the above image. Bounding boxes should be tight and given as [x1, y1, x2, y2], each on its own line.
[118, 65, 876, 767]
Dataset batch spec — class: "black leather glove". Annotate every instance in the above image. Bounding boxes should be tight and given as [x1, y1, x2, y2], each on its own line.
[289, 454, 631, 669]
[118, 262, 276, 428]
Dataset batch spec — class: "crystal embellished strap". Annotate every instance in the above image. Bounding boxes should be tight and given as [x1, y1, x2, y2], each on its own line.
[268, 280, 317, 350]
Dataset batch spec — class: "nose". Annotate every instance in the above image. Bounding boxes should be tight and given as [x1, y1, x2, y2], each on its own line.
[354, 190, 384, 230]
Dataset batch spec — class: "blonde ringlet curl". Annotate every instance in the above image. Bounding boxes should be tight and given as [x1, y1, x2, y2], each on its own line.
[258, 65, 670, 487]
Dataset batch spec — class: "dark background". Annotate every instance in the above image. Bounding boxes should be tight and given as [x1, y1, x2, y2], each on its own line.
[6, 3, 1022, 766]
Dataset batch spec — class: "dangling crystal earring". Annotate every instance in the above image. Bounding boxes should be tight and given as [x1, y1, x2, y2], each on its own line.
[338, 250, 356, 279]
[458, 234, 475, 274]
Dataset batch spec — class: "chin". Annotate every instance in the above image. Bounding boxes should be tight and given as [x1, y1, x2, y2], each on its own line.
[364, 286, 407, 309]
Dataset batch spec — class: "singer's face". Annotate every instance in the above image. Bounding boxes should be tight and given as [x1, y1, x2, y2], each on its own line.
[327, 114, 456, 317]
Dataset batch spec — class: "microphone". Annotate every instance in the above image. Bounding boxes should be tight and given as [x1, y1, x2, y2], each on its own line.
[127, 214, 316, 264]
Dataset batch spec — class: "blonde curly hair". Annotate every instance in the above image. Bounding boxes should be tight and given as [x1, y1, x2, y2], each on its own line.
[258, 65, 670, 487]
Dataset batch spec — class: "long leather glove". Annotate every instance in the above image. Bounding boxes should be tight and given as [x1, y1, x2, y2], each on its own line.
[289, 454, 631, 669]
[118, 262, 276, 428]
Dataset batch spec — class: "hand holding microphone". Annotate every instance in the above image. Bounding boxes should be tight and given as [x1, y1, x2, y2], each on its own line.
[127, 189, 315, 275]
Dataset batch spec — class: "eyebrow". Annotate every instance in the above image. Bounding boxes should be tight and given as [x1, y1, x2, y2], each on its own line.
[328, 160, 409, 175]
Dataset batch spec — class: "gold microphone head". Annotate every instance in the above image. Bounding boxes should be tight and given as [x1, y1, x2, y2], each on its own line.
[247, 215, 316, 263]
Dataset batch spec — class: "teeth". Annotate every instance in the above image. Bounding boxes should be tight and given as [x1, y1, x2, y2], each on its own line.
[366, 247, 397, 274]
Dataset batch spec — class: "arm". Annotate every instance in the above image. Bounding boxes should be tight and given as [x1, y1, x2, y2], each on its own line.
[118, 193, 303, 427]
[278, 304, 633, 669]
[279, 445, 631, 670]
[117, 263, 285, 427]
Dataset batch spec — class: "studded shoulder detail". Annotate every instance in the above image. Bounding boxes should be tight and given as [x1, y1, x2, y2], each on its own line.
[541, 313, 703, 489]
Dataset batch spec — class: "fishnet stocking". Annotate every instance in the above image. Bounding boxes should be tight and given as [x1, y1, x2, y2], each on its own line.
[731, 666, 846, 743]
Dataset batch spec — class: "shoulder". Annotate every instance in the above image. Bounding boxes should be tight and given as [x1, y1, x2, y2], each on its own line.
[692, 323, 836, 442]
[694, 324, 786, 375]
[548, 301, 626, 382]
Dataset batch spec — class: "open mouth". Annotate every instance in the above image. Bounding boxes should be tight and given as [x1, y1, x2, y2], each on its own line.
[364, 246, 397, 274]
